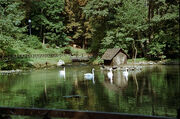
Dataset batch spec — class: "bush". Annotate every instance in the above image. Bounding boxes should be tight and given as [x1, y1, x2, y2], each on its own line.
[25, 35, 42, 49]
[89, 56, 103, 65]
[63, 47, 72, 54]
[51, 44, 56, 48]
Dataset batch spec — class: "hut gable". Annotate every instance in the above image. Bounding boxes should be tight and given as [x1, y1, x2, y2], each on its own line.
[102, 48, 128, 66]
[102, 48, 128, 60]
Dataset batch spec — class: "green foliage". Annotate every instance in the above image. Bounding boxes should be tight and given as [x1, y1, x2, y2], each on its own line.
[25, 35, 42, 49]
[90, 56, 103, 65]
[147, 42, 166, 59]
[0, 1, 26, 38]
[64, 0, 91, 48]
[83, 0, 122, 55]
[0, 34, 13, 55]
[63, 46, 87, 56]
[30, 0, 68, 46]
[0, 0, 179, 70]
[0, 58, 32, 70]
[83, 0, 179, 59]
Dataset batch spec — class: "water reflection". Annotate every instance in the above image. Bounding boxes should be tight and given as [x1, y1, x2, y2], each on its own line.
[123, 68, 128, 81]
[107, 68, 113, 84]
[104, 69, 129, 93]
[59, 67, 65, 79]
[0, 65, 179, 117]
[113, 70, 128, 89]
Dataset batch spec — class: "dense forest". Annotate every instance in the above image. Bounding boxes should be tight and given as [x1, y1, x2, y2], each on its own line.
[0, 0, 179, 60]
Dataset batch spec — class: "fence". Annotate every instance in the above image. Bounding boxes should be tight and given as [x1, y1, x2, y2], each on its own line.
[0, 54, 91, 62]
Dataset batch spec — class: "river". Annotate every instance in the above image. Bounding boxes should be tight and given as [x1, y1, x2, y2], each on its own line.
[0, 64, 179, 118]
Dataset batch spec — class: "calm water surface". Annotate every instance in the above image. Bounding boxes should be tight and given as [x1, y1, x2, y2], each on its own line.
[0, 64, 179, 118]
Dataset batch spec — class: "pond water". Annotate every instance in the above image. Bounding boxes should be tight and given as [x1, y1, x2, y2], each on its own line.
[0, 64, 179, 118]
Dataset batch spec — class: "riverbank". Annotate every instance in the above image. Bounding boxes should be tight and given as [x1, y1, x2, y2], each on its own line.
[28, 55, 71, 69]
[127, 58, 180, 65]
[91, 57, 180, 65]
[1, 56, 179, 70]
[0, 44, 179, 71]
[0, 45, 89, 70]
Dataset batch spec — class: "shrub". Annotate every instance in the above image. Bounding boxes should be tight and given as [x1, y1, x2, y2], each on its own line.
[51, 44, 56, 48]
[25, 35, 42, 49]
[63, 47, 72, 55]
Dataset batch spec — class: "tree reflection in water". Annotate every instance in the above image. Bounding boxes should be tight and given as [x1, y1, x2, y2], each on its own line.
[0, 65, 179, 117]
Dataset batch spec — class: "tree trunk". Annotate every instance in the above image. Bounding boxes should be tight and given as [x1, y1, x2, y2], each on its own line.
[40, 24, 42, 39]
[146, 0, 154, 58]
[43, 35, 45, 45]
[132, 40, 137, 64]
[82, 38, 85, 49]
[40, 8, 44, 44]
[2, 51, 5, 58]
[138, 31, 145, 57]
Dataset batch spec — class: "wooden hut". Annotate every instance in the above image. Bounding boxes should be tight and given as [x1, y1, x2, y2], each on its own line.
[102, 48, 128, 66]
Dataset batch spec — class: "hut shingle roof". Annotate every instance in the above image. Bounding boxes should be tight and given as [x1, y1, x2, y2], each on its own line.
[101, 48, 128, 60]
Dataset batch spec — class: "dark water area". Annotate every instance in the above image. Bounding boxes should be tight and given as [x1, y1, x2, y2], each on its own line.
[0, 64, 179, 118]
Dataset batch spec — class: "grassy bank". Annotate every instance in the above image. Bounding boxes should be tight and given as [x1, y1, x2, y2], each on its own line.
[90, 57, 180, 65]
[128, 58, 180, 65]
[0, 44, 89, 70]
[28, 55, 71, 69]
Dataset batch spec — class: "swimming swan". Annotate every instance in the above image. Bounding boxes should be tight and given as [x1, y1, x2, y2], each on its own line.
[84, 68, 95, 79]
[59, 67, 65, 79]
[107, 68, 113, 84]
[57, 60, 65, 66]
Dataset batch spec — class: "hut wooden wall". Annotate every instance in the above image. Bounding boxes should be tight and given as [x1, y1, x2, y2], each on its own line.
[112, 52, 127, 66]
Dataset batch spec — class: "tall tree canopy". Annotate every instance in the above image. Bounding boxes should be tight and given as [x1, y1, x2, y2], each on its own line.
[0, 0, 26, 56]
[30, 0, 69, 46]
[64, 0, 92, 48]
[0, 0, 179, 60]
[83, 0, 179, 59]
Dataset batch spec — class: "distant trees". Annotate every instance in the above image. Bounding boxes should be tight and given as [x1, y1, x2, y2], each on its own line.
[0, 0, 179, 59]
[29, 0, 69, 47]
[64, 0, 92, 49]
[83, 0, 179, 59]
[147, 0, 179, 58]
[83, 0, 123, 55]
[0, 0, 26, 56]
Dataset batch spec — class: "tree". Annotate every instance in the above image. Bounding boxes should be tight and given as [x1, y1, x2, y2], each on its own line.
[0, 0, 30, 70]
[83, 0, 122, 55]
[106, 0, 148, 60]
[83, 0, 179, 59]
[30, 0, 69, 46]
[148, 0, 179, 58]
[64, 0, 91, 49]
[0, 0, 26, 55]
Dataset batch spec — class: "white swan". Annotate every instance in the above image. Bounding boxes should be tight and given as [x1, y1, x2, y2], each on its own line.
[84, 68, 95, 80]
[123, 68, 128, 81]
[57, 60, 65, 66]
[59, 67, 65, 79]
[107, 68, 113, 84]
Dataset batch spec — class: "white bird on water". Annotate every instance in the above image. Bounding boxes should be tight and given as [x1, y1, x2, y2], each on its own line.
[57, 60, 65, 66]
[59, 67, 65, 79]
[107, 68, 113, 84]
[84, 68, 95, 80]
[123, 68, 128, 81]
